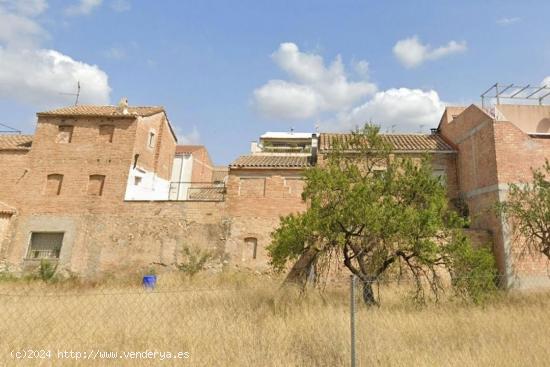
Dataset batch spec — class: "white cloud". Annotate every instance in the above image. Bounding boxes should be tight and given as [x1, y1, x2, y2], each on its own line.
[110, 0, 130, 12]
[331, 88, 445, 132]
[0, 6, 46, 47]
[65, 0, 102, 16]
[0, 47, 110, 106]
[0, 0, 111, 108]
[253, 43, 377, 120]
[393, 36, 467, 68]
[178, 126, 201, 145]
[496, 17, 521, 26]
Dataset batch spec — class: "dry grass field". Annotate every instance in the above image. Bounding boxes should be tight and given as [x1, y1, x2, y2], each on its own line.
[1, 272, 549, 366]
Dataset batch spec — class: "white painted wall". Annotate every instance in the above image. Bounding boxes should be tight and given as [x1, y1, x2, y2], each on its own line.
[124, 166, 171, 201]
[169, 154, 193, 200]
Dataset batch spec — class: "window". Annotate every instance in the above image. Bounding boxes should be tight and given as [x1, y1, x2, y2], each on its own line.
[134, 176, 142, 186]
[56, 125, 74, 143]
[27, 232, 63, 259]
[88, 175, 105, 196]
[45, 174, 63, 196]
[148, 131, 156, 148]
[99, 124, 114, 143]
[245, 237, 258, 260]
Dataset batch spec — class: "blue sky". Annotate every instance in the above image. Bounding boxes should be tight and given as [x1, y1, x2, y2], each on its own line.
[1, 0, 549, 164]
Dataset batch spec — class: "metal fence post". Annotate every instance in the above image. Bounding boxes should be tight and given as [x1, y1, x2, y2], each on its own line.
[350, 274, 356, 367]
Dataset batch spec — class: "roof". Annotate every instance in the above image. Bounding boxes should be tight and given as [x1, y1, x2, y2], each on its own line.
[0, 201, 16, 215]
[176, 145, 205, 154]
[230, 155, 312, 169]
[0, 134, 33, 151]
[37, 105, 165, 118]
[319, 133, 456, 153]
[37, 104, 178, 143]
[261, 132, 313, 139]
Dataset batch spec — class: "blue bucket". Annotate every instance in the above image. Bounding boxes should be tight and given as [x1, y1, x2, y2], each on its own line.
[142, 275, 157, 289]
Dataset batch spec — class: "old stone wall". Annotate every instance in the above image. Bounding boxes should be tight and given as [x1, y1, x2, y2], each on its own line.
[2, 201, 228, 277]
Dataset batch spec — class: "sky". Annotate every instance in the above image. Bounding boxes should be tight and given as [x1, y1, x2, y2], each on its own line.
[1, 0, 549, 164]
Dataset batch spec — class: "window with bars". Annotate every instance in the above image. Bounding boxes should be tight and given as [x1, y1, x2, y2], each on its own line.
[26, 232, 64, 260]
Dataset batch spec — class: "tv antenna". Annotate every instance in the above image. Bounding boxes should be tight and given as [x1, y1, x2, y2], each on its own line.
[59, 81, 81, 106]
[0, 122, 21, 134]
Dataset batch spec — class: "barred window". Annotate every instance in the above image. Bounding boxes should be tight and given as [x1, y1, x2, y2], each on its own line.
[27, 232, 63, 259]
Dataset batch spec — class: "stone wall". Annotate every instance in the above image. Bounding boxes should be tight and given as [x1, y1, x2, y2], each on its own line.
[1, 201, 228, 277]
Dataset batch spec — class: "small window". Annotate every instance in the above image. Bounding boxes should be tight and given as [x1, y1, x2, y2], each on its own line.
[148, 131, 156, 148]
[45, 174, 63, 196]
[134, 176, 142, 186]
[99, 124, 114, 143]
[88, 175, 105, 196]
[56, 125, 74, 143]
[245, 237, 258, 260]
[27, 232, 63, 259]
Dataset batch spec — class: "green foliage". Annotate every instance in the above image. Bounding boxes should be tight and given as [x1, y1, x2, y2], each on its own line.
[38, 259, 57, 282]
[269, 124, 497, 304]
[177, 246, 212, 278]
[497, 160, 550, 260]
[445, 234, 498, 303]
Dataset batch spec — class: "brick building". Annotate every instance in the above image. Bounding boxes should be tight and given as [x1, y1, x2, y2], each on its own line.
[438, 103, 550, 287]
[0, 99, 548, 287]
[0, 103, 227, 277]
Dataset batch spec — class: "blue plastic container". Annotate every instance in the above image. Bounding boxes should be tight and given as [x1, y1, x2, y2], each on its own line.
[142, 275, 157, 289]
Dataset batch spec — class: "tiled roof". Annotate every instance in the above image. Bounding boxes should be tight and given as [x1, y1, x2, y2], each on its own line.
[230, 155, 312, 169]
[0, 201, 16, 214]
[37, 105, 165, 118]
[0, 134, 33, 151]
[319, 133, 456, 152]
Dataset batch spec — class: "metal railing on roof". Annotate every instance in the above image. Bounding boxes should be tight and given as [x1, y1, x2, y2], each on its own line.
[481, 83, 550, 109]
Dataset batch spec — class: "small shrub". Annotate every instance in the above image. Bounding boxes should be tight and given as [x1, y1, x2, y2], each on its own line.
[38, 259, 57, 282]
[177, 246, 213, 278]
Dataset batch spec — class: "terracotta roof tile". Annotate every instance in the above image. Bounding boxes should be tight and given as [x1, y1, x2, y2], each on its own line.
[0, 201, 16, 214]
[319, 133, 456, 152]
[37, 105, 165, 118]
[230, 155, 311, 169]
[0, 134, 33, 151]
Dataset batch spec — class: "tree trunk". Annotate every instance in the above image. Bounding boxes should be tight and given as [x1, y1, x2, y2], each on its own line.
[362, 280, 378, 306]
[284, 247, 320, 286]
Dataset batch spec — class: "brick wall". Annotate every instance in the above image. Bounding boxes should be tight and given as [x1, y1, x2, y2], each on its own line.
[225, 168, 307, 269]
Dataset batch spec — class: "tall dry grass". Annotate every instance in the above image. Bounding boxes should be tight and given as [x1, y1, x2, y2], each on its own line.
[0, 272, 549, 366]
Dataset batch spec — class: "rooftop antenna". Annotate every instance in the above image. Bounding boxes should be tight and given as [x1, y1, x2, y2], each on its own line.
[59, 81, 81, 106]
[0, 122, 21, 134]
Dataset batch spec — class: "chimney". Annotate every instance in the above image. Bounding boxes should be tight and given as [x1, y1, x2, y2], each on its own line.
[310, 133, 318, 165]
[118, 97, 129, 115]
